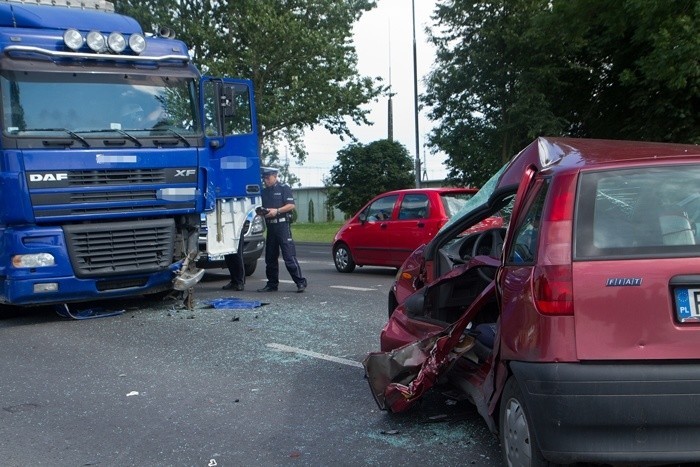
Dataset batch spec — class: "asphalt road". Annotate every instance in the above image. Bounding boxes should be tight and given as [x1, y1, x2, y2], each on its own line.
[0, 243, 501, 466]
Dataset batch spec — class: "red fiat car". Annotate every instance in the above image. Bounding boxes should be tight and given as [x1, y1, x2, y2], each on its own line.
[365, 137, 700, 465]
[332, 187, 477, 272]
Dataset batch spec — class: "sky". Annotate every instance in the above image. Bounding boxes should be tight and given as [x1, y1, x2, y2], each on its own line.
[288, 0, 446, 187]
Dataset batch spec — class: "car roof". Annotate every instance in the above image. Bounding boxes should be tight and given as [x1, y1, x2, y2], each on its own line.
[380, 187, 479, 196]
[497, 137, 700, 189]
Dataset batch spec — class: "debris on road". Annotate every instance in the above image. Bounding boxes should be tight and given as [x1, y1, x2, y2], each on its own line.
[54, 304, 124, 320]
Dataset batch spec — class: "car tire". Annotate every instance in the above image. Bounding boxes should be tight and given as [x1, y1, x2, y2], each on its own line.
[388, 291, 398, 318]
[499, 376, 551, 467]
[244, 260, 257, 276]
[333, 243, 356, 273]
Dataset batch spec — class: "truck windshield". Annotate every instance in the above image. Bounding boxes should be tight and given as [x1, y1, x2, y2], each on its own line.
[0, 71, 201, 136]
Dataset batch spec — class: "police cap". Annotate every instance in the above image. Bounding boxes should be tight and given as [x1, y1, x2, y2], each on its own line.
[261, 167, 279, 177]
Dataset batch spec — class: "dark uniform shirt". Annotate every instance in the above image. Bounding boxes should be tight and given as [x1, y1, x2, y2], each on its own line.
[262, 182, 294, 218]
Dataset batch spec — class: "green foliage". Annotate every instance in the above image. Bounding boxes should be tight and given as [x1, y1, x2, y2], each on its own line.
[114, 0, 385, 163]
[549, 0, 700, 144]
[324, 198, 336, 222]
[425, 0, 566, 187]
[292, 221, 343, 243]
[425, 0, 700, 187]
[307, 199, 315, 223]
[326, 139, 415, 215]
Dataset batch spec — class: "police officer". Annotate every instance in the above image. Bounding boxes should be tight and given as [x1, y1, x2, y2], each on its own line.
[257, 167, 307, 293]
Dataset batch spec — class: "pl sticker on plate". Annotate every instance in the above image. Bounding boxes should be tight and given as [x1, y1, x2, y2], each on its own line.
[674, 287, 700, 323]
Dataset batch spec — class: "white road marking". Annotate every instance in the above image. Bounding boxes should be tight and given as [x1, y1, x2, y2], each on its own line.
[266, 343, 363, 368]
[329, 285, 377, 292]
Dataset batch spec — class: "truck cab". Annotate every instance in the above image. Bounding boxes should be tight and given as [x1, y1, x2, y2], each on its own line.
[0, 0, 259, 306]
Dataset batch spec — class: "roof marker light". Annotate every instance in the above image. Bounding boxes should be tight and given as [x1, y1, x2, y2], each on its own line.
[86, 30, 106, 52]
[128, 33, 146, 54]
[107, 32, 126, 53]
[63, 29, 83, 51]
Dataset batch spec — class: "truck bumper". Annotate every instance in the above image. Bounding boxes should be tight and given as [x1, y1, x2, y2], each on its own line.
[0, 266, 177, 306]
[510, 361, 700, 464]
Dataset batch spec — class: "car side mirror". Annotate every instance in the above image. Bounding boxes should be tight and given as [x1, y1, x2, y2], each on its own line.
[359, 213, 367, 223]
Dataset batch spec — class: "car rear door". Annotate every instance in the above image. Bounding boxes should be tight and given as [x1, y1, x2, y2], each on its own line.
[388, 192, 434, 265]
[572, 164, 700, 360]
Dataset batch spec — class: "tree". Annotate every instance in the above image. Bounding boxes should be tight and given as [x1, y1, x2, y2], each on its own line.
[424, 0, 700, 187]
[547, 0, 700, 144]
[326, 140, 414, 215]
[114, 0, 385, 163]
[424, 0, 565, 188]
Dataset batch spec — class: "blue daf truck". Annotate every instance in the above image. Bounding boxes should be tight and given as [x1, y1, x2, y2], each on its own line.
[0, 0, 261, 307]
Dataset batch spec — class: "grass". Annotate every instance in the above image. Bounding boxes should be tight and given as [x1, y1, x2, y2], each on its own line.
[291, 221, 343, 244]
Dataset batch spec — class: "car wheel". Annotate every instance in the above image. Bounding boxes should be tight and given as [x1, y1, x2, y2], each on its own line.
[244, 260, 257, 276]
[333, 243, 356, 273]
[388, 291, 398, 318]
[499, 376, 550, 467]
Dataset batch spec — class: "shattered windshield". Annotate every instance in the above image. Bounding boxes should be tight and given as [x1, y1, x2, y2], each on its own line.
[0, 71, 200, 137]
[440, 164, 507, 232]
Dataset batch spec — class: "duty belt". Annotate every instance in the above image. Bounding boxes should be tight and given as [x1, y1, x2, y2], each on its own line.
[267, 217, 287, 224]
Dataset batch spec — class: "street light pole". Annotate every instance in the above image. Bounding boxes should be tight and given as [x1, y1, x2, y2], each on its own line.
[412, 0, 421, 188]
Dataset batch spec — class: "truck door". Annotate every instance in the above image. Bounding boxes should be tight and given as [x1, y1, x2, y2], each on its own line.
[200, 77, 261, 257]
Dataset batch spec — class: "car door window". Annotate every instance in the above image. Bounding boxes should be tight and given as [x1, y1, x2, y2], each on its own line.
[506, 180, 549, 264]
[365, 195, 398, 221]
[398, 194, 429, 220]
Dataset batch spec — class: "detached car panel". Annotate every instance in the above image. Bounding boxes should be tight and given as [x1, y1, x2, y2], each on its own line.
[364, 137, 700, 465]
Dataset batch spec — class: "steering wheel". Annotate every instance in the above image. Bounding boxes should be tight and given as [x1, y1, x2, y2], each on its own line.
[471, 228, 506, 281]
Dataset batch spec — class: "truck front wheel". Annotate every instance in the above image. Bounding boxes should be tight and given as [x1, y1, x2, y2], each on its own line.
[244, 260, 257, 276]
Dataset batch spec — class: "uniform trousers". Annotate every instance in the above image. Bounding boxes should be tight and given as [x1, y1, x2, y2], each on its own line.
[264, 221, 304, 287]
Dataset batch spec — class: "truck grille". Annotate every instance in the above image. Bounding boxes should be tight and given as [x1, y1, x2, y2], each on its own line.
[28, 168, 196, 219]
[63, 219, 175, 278]
[68, 169, 166, 185]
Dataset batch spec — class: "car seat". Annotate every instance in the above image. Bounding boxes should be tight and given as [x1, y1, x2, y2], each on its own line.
[659, 213, 695, 245]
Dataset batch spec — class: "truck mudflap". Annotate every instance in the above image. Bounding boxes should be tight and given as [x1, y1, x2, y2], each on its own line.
[363, 272, 496, 412]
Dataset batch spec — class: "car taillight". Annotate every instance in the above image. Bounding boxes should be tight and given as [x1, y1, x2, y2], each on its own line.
[532, 173, 576, 316]
[534, 264, 573, 315]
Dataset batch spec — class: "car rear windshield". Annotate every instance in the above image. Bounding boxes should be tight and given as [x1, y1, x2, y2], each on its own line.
[575, 165, 700, 259]
[441, 193, 473, 218]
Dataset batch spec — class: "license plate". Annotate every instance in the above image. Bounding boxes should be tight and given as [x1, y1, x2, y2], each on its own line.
[674, 287, 700, 323]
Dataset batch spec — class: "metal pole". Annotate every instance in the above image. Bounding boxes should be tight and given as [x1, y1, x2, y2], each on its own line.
[411, 0, 421, 188]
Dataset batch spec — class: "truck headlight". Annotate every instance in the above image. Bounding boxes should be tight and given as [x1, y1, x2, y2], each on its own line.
[12, 253, 55, 268]
[250, 214, 265, 234]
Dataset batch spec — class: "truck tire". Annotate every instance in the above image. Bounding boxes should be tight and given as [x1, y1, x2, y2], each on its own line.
[244, 260, 257, 276]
